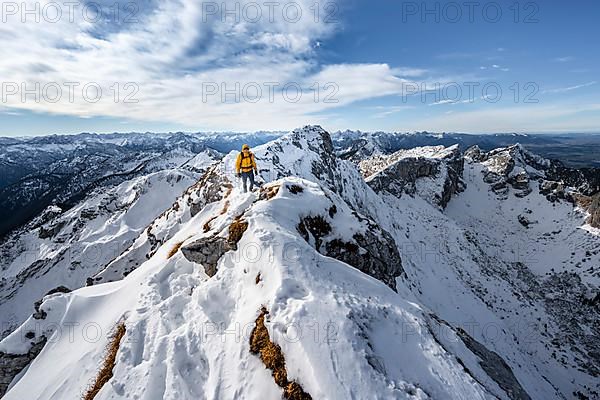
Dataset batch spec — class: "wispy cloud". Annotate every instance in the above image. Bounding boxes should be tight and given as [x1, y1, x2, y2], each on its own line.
[370, 105, 415, 118]
[429, 99, 474, 106]
[554, 56, 575, 62]
[543, 81, 597, 94]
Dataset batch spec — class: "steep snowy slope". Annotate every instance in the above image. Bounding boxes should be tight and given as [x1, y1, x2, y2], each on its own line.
[356, 142, 599, 399]
[1, 142, 500, 399]
[0, 150, 220, 338]
[1, 127, 598, 400]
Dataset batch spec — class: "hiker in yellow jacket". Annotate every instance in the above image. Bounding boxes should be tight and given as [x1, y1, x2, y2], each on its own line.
[235, 144, 258, 193]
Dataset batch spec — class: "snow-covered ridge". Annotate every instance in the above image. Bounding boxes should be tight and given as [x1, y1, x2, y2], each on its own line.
[0, 172, 499, 400]
[1, 126, 599, 399]
[0, 151, 219, 339]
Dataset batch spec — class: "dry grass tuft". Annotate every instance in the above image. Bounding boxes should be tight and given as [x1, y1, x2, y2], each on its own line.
[167, 241, 184, 259]
[82, 322, 126, 400]
[223, 184, 233, 199]
[203, 198, 231, 233]
[250, 308, 312, 400]
[221, 200, 230, 215]
[228, 216, 248, 246]
[203, 215, 218, 233]
[259, 184, 281, 201]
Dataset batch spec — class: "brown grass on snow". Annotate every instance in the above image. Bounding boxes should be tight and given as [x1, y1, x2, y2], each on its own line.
[203, 215, 218, 233]
[221, 200, 230, 215]
[259, 184, 281, 201]
[168, 241, 184, 258]
[250, 308, 312, 400]
[228, 216, 248, 246]
[82, 322, 126, 400]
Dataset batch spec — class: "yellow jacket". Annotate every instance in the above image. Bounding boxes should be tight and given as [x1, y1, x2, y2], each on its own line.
[236, 151, 257, 173]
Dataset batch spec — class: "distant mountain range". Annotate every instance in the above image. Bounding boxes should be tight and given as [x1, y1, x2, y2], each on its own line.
[2, 130, 598, 238]
[332, 131, 600, 168]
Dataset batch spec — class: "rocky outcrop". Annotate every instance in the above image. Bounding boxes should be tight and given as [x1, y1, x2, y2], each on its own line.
[539, 180, 569, 202]
[181, 237, 232, 277]
[469, 144, 600, 204]
[190, 168, 233, 217]
[468, 144, 548, 199]
[0, 336, 47, 397]
[297, 213, 404, 291]
[588, 194, 600, 228]
[545, 162, 600, 197]
[325, 229, 404, 291]
[255, 126, 351, 199]
[362, 145, 464, 208]
[33, 286, 71, 320]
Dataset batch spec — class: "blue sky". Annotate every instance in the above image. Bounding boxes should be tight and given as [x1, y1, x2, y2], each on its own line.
[1, 0, 598, 135]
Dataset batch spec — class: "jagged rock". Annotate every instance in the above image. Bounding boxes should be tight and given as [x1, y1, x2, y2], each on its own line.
[180, 237, 232, 277]
[190, 168, 233, 217]
[514, 187, 533, 198]
[539, 180, 568, 202]
[298, 214, 404, 291]
[475, 144, 551, 198]
[325, 229, 404, 291]
[464, 145, 484, 162]
[508, 172, 530, 190]
[474, 144, 600, 206]
[361, 145, 464, 208]
[0, 336, 47, 397]
[588, 194, 600, 228]
[545, 161, 600, 196]
[37, 220, 66, 239]
[517, 214, 531, 228]
[297, 215, 332, 251]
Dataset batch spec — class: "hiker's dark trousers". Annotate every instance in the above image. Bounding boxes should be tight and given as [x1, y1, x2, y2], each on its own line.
[241, 171, 255, 193]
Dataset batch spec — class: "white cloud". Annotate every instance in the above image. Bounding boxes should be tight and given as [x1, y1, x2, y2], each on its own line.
[543, 81, 597, 94]
[554, 56, 574, 62]
[1, 0, 417, 130]
[370, 105, 415, 118]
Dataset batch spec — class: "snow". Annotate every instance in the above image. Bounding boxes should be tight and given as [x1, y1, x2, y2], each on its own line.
[2, 174, 494, 399]
[1, 126, 598, 399]
[0, 158, 215, 337]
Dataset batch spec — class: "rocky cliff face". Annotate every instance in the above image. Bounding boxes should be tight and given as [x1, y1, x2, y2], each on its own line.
[464, 144, 549, 199]
[465, 143, 600, 232]
[0, 337, 46, 397]
[360, 145, 464, 208]
[587, 194, 600, 228]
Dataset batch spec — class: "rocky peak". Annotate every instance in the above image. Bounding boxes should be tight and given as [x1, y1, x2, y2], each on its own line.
[359, 144, 464, 208]
[467, 143, 600, 205]
[248, 125, 373, 212]
[466, 143, 550, 198]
